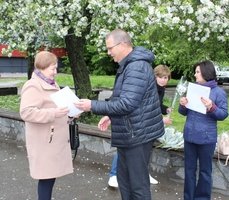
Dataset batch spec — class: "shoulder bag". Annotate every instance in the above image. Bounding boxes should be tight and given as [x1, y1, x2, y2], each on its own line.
[69, 118, 80, 160]
[217, 132, 229, 166]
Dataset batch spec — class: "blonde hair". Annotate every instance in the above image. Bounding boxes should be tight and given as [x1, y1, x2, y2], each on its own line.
[154, 65, 171, 80]
[34, 51, 57, 70]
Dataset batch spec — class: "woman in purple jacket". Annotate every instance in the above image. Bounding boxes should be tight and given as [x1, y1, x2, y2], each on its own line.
[179, 60, 228, 200]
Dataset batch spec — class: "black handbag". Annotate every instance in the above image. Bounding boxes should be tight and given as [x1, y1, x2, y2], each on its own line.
[69, 118, 80, 160]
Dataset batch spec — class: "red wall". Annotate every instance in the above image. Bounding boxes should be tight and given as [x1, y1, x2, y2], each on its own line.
[0, 44, 67, 58]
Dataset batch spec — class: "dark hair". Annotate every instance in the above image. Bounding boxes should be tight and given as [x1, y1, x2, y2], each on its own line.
[194, 60, 216, 81]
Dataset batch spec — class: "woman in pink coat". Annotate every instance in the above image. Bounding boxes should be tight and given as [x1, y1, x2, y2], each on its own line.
[20, 51, 73, 200]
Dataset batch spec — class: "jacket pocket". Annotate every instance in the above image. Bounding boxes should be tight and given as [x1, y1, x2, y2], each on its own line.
[124, 117, 135, 138]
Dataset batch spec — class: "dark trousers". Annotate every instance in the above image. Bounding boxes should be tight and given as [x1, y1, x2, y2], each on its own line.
[38, 178, 56, 200]
[184, 141, 216, 200]
[117, 141, 153, 200]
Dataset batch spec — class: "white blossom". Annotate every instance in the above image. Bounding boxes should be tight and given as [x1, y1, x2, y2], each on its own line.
[194, 36, 200, 41]
[185, 19, 195, 27]
[172, 17, 180, 24]
[217, 35, 226, 42]
[0, 0, 227, 56]
[179, 26, 186, 32]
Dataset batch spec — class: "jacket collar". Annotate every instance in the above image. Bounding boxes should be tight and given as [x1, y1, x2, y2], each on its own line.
[32, 73, 59, 91]
[197, 80, 217, 89]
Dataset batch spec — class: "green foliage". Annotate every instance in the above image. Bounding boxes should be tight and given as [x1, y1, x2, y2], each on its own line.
[85, 44, 118, 75]
[149, 25, 228, 81]
[58, 56, 72, 74]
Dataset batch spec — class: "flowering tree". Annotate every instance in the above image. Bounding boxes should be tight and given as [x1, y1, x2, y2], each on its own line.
[145, 0, 229, 77]
[0, 0, 149, 97]
[0, 0, 228, 96]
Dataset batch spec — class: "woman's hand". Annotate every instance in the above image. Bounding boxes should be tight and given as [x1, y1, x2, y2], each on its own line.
[74, 114, 81, 118]
[55, 107, 69, 118]
[201, 97, 213, 111]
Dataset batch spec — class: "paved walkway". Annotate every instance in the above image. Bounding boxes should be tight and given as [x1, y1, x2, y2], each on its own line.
[0, 140, 227, 200]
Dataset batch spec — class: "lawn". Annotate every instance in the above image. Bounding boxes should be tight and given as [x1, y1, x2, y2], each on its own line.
[0, 74, 228, 133]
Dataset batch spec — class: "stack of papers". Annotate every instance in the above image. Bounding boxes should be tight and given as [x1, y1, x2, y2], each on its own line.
[50, 86, 83, 117]
[186, 82, 210, 114]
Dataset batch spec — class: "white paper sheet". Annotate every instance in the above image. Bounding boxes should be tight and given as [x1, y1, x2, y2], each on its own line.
[186, 82, 210, 114]
[50, 86, 83, 117]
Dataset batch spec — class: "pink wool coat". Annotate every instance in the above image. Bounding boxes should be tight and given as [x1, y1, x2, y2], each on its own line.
[20, 73, 73, 179]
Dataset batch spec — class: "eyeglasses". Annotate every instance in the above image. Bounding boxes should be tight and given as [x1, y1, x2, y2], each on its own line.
[106, 42, 121, 51]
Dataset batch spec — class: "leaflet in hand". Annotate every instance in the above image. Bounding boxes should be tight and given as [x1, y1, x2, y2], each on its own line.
[50, 86, 83, 117]
[186, 82, 210, 114]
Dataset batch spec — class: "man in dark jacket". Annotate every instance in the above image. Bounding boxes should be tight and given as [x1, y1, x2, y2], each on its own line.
[75, 29, 164, 200]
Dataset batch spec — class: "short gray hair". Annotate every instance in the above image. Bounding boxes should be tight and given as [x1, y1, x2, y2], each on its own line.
[106, 29, 132, 46]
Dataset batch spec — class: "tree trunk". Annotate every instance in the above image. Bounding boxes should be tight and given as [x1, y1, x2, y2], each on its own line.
[26, 45, 36, 79]
[27, 55, 34, 79]
[65, 27, 92, 98]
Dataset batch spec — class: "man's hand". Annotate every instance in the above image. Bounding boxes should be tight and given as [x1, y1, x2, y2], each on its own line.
[74, 99, 92, 112]
[98, 116, 111, 131]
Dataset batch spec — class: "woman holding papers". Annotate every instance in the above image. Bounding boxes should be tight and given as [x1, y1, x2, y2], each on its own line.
[178, 60, 228, 200]
[20, 51, 73, 200]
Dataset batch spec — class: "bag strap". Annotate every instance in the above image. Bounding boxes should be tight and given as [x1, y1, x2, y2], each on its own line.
[218, 149, 229, 166]
[72, 149, 78, 161]
[225, 155, 229, 166]
[72, 119, 79, 161]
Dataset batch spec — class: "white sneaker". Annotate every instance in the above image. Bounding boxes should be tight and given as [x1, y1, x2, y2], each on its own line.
[108, 176, 118, 188]
[149, 174, 158, 185]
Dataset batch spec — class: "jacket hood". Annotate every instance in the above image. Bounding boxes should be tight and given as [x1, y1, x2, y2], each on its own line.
[119, 46, 155, 69]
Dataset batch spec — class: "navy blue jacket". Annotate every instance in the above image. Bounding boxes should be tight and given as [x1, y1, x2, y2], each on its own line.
[157, 84, 168, 115]
[91, 47, 164, 148]
[179, 80, 228, 144]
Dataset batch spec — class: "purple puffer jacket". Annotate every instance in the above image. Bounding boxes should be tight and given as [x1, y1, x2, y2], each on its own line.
[179, 80, 228, 144]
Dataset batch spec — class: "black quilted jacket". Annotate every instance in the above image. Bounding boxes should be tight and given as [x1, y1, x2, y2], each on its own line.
[91, 47, 164, 147]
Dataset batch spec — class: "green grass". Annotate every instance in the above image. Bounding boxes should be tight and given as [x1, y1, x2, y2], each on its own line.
[164, 98, 229, 134]
[0, 77, 26, 83]
[0, 74, 228, 133]
[54, 74, 116, 89]
[0, 95, 21, 112]
[56, 74, 177, 88]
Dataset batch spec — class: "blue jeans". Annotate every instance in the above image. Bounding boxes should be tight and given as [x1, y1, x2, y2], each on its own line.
[109, 153, 118, 177]
[184, 141, 216, 200]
